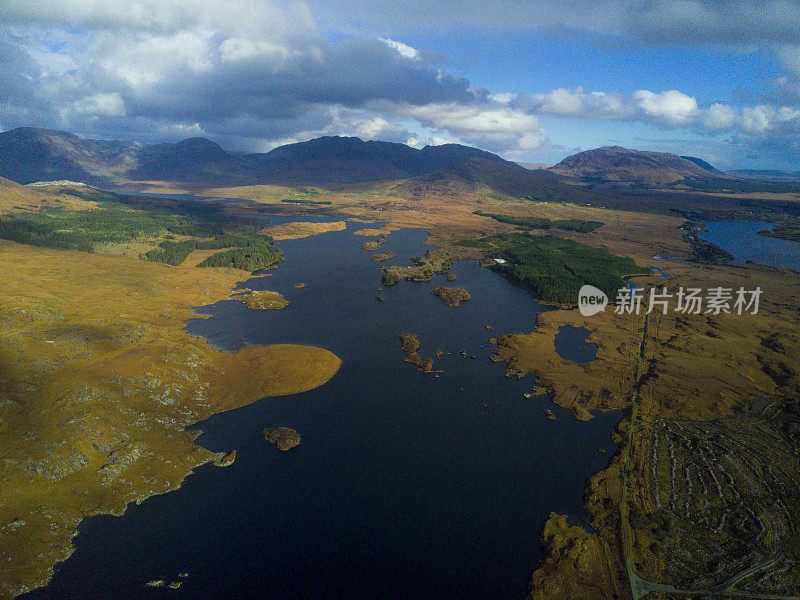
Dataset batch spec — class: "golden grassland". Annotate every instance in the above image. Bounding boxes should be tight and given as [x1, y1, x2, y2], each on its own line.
[113, 180, 692, 265]
[495, 263, 798, 421]
[259, 220, 347, 240]
[0, 241, 341, 599]
[352, 226, 396, 236]
[493, 262, 800, 598]
[0, 178, 98, 214]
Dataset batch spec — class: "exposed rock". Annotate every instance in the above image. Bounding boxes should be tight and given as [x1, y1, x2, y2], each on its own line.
[544, 409, 557, 421]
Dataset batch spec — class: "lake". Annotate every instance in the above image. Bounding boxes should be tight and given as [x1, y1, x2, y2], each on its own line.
[699, 221, 800, 271]
[22, 219, 617, 600]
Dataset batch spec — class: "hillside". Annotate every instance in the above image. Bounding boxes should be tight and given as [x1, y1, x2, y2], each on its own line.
[549, 145, 721, 185]
[0, 127, 141, 185]
[400, 156, 580, 201]
[0, 176, 99, 213]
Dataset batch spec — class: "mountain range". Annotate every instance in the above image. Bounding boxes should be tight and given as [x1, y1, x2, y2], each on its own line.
[0, 126, 789, 195]
[0, 127, 520, 188]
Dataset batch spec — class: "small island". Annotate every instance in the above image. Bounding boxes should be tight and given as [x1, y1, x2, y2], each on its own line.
[240, 290, 289, 310]
[370, 251, 395, 261]
[399, 333, 434, 373]
[362, 239, 385, 251]
[432, 286, 471, 307]
[264, 427, 302, 451]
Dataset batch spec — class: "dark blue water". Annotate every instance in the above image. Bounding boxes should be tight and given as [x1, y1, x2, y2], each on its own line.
[23, 223, 617, 600]
[699, 221, 800, 271]
[554, 326, 598, 364]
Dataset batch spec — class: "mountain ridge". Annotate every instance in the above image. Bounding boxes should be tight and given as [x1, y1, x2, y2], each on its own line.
[0, 127, 770, 195]
[549, 145, 723, 185]
[0, 127, 521, 189]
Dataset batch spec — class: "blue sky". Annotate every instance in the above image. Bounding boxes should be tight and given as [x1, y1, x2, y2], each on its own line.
[2, 0, 799, 169]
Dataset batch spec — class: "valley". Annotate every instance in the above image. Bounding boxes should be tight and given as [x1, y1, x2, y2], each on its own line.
[0, 130, 798, 599]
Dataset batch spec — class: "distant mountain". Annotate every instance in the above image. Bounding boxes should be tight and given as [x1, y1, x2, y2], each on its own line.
[550, 146, 721, 185]
[0, 127, 141, 185]
[516, 162, 552, 170]
[680, 156, 720, 172]
[0, 127, 519, 190]
[127, 137, 249, 183]
[247, 136, 508, 185]
[400, 155, 579, 201]
[726, 169, 800, 183]
[5, 127, 774, 197]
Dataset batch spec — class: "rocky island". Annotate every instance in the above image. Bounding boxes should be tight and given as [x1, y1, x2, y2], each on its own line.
[264, 427, 302, 451]
[432, 286, 471, 306]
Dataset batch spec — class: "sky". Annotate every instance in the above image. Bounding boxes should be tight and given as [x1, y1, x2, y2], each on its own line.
[1, 0, 800, 170]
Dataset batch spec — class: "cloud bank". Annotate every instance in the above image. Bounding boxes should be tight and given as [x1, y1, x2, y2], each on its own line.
[1, 0, 798, 166]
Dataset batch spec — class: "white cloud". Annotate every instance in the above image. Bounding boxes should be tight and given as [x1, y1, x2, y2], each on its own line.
[389, 102, 549, 152]
[632, 89, 698, 126]
[702, 103, 736, 130]
[72, 92, 127, 116]
[2, 0, 319, 40]
[379, 38, 420, 60]
[504, 86, 800, 144]
[537, 88, 584, 116]
[737, 105, 800, 134]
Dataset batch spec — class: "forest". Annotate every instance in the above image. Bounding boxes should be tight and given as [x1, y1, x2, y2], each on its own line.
[485, 233, 645, 303]
[474, 211, 604, 232]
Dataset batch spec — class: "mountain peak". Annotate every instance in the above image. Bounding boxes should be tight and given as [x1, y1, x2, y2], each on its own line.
[550, 145, 719, 185]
